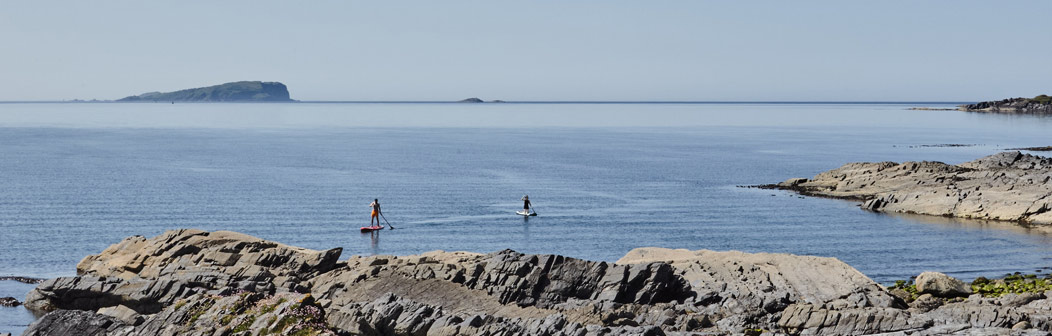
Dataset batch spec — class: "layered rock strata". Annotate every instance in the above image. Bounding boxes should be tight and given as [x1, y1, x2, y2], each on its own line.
[774, 151, 1052, 225]
[21, 230, 1052, 335]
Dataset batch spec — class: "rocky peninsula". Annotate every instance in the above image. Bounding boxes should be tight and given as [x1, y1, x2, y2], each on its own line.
[19, 229, 1052, 335]
[772, 151, 1052, 225]
[960, 95, 1052, 115]
[117, 81, 292, 102]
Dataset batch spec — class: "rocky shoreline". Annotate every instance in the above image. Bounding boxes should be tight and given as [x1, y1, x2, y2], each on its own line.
[768, 151, 1052, 225]
[0, 277, 45, 285]
[959, 96, 1052, 115]
[15, 229, 1052, 335]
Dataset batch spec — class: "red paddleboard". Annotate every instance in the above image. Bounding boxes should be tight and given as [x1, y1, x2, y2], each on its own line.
[360, 225, 384, 232]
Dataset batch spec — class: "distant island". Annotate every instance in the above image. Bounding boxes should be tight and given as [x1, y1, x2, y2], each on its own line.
[959, 94, 1052, 114]
[458, 97, 505, 103]
[117, 81, 292, 102]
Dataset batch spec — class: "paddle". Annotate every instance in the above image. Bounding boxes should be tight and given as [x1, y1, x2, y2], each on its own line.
[380, 212, 395, 229]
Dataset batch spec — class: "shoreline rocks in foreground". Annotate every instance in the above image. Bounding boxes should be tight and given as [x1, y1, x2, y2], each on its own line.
[20, 229, 1052, 335]
[771, 151, 1052, 225]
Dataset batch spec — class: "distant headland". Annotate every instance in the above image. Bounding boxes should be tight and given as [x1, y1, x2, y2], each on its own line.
[959, 95, 1052, 114]
[117, 81, 293, 102]
[458, 97, 505, 103]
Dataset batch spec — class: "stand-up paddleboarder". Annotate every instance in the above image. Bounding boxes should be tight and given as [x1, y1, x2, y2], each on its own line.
[369, 199, 382, 228]
[521, 195, 532, 215]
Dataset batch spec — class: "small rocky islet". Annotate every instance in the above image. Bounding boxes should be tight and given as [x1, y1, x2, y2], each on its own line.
[18, 229, 1052, 335]
[909, 95, 1052, 114]
[958, 95, 1052, 115]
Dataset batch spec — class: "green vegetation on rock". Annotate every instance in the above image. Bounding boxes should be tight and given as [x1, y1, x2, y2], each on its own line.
[1031, 95, 1052, 105]
[889, 273, 1052, 299]
[259, 294, 329, 335]
[744, 328, 766, 336]
[887, 279, 919, 301]
[186, 299, 215, 324]
[972, 273, 1052, 297]
[232, 315, 256, 333]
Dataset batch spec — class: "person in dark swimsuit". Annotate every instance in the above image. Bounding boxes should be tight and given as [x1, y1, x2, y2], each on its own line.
[521, 195, 532, 214]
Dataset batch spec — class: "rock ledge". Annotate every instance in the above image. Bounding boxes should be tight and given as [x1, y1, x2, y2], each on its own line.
[773, 151, 1052, 225]
[21, 230, 1052, 335]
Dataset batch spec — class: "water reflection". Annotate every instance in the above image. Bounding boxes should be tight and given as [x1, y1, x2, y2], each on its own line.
[360, 230, 381, 255]
[883, 212, 1052, 239]
[521, 215, 531, 242]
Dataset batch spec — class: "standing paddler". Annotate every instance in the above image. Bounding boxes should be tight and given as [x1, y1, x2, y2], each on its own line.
[521, 195, 532, 215]
[369, 198, 383, 228]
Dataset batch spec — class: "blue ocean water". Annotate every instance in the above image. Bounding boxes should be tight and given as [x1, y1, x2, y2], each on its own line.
[2, 102, 1052, 333]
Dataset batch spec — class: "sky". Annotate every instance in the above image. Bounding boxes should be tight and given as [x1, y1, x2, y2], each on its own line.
[1, 1, 1050, 102]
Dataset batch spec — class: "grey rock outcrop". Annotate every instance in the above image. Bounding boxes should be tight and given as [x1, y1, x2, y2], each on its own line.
[0, 296, 19, 307]
[23, 276, 189, 313]
[778, 303, 929, 335]
[23, 310, 127, 336]
[24, 229, 341, 313]
[774, 151, 1052, 225]
[97, 305, 144, 326]
[961, 96, 1052, 115]
[910, 293, 945, 312]
[916, 272, 972, 298]
[617, 247, 905, 331]
[315, 249, 694, 309]
[21, 230, 1052, 335]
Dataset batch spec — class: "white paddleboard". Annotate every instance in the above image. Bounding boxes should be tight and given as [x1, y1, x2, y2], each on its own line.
[516, 210, 537, 216]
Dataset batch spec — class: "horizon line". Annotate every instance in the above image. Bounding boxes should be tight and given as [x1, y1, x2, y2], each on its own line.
[0, 100, 973, 105]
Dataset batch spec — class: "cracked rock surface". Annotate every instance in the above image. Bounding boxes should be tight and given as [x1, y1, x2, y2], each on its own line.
[20, 230, 1052, 335]
[775, 151, 1052, 225]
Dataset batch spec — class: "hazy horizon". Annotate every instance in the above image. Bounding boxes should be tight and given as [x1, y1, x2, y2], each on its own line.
[3, 1, 1051, 102]
[0, 98, 976, 103]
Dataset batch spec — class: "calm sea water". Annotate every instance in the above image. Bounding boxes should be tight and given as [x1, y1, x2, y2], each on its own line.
[3, 102, 1052, 333]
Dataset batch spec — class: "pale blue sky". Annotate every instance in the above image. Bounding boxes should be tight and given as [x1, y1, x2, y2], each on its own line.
[2, 1, 1050, 101]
